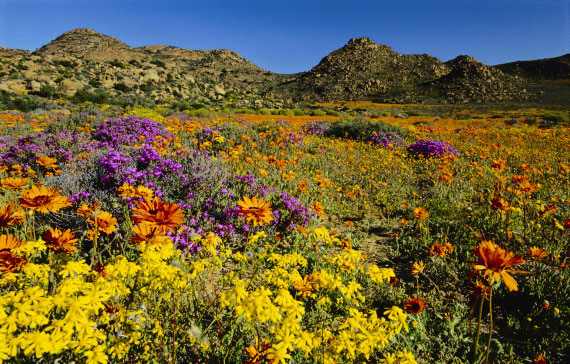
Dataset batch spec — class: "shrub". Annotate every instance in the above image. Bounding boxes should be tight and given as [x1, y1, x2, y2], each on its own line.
[325, 117, 408, 142]
[310, 109, 327, 116]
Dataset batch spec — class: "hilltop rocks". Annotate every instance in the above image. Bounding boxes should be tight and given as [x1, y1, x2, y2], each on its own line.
[277, 37, 451, 101]
[422, 55, 527, 103]
[36, 28, 138, 60]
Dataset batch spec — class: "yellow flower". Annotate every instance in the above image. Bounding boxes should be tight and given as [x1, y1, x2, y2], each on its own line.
[410, 261, 424, 276]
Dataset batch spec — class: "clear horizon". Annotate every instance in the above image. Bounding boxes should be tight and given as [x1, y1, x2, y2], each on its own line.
[1, 0, 569, 74]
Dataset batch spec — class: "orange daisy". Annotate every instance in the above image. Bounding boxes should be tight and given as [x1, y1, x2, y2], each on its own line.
[89, 211, 117, 235]
[0, 234, 27, 273]
[0, 202, 26, 227]
[43, 228, 78, 254]
[0, 177, 30, 191]
[130, 224, 170, 245]
[311, 201, 325, 216]
[405, 296, 428, 314]
[19, 185, 71, 213]
[528, 246, 548, 260]
[472, 240, 526, 291]
[236, 197, 273, 227]
[413, 207, 429, 220]
[36, 155, 58, 169]
[131, 197, 185, 233]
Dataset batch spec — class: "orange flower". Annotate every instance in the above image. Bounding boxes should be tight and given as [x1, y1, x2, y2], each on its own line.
[89, 211, 117, 235]
[413, 207, 429, 220]
[411, 261, 425, 276]
[131, 197, 185, 233]
[428, 242, 454, 257]
[36, 155, 58, 169]
[528, 246, 548, 260]
[0, 234, 27, 273]
[491, 159, 506, 170]
[19, 185, 71, 213]
[405, 296, 428, 314]
[311, 201, 325, 216]
[532, 353, 547, 364]
[491, 195, 510, 211]
[0, 202, 26, 227]
[0, 177, 30, 190]
[245, 336, 271, 364]
[116, 183, 137, 198]
[43, 228, 78, 254]
[236, 197, 273, 227]
[77, 200, 100, 218]
[519, 181, 538, 194]
[472, 241, 526, 291]
[130, 224, 170, 245]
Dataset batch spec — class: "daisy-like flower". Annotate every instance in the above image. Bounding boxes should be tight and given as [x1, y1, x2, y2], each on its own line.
[405, 296, 428, 314]
[428, 242, 454, 257]
[0, 177, 30, 191]
[0, 234, 27, 273]
[472, 240, 526, 291]
[310, 201, 325, 216]
[236, 197, 273, 227]
[131, 197, 184, 233]
[410, 261, 424, 276]
[413, 207, 429, 220]
[77, 200, 100, 218]
[43, 228, 78, 254]
[528, 246, 548, 260]
[36, 155, 58, 169]
[130, 224, 170, 245]
[116, 183, 137, 198]
[0, 202, 26, 227]
[19, 185, 71, 213]
[89, 211, 117, 235]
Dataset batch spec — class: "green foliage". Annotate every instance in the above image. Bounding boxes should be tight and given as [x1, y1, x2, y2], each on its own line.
[113, 82, 131, 93]
[310, 109, 327, 116]
[150, 59, 166, 68]
[71, 88, 111, 104]
[325, 116, 409, 141]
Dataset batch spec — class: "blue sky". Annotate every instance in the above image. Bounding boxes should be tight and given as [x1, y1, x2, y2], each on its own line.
[1, 0, 568, 73]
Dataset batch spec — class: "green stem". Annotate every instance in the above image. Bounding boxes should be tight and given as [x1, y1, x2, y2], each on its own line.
[485, 289, 493, 364]
[473, 294, 485, 360]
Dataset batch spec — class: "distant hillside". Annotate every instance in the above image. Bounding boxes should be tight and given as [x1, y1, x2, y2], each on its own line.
[419, 55, 526, 103]
[0, 29, 568, 108]
[495, 54, 570, 80]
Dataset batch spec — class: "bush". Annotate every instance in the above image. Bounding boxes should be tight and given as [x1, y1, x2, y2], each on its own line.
[113, 82, 131, 93]
[325, 117, 408, 142]
[310, 109, 327, 116]
[542, 113, 569, 123]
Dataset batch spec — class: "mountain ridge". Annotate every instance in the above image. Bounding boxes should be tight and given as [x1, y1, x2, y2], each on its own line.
[0, 29, 568, 107]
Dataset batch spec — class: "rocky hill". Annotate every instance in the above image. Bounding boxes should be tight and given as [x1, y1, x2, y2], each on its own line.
[495, 54, 570, 80]
[36, 28, 139, 60]
[419, 55, 527, 103]
[0, 29, 567, 107]
[277, 37, 450, 101]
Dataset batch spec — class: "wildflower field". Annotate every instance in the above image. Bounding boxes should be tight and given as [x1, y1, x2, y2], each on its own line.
[0, 106, 568, 364]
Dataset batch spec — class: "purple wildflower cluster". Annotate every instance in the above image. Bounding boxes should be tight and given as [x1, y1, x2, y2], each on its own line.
[365, 132, 405, 149]
[302, 121, 330, 136]
[93, 116, 174, 147]
[407, 139, 459, 158]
